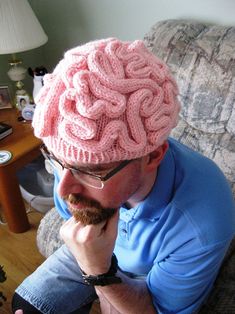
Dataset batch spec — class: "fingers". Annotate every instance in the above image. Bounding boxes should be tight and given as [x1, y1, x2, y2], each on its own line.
[105, 209, 119, 238]
[60, 217, 79, 240]
[60, 211, 119, 248]
[60, 214, 114, 241]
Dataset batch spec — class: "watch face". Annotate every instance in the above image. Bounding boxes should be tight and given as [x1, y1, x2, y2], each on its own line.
[0, 150, 12, 164]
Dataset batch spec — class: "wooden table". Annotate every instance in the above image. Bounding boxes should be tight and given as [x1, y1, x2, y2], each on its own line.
[0, 108, 41, 233]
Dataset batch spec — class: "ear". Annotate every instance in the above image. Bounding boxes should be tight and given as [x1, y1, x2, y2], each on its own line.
[145, 141, 169, 171]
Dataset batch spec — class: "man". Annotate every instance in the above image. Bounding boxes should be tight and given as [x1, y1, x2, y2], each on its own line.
[12, 38, 235, 314]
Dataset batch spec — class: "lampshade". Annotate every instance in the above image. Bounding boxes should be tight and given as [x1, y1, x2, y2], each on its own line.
[0, 0, 48, 54]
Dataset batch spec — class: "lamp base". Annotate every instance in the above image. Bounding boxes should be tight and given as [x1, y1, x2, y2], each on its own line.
[7, 58, 30, 109]
[7, 60, 27, 82]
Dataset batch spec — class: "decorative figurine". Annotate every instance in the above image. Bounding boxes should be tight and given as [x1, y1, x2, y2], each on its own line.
[28, 66, 48, 100]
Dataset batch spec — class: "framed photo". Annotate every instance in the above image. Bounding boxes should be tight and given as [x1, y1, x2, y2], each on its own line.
[16, 95, 30, 111]
[0, 86, 12, 109]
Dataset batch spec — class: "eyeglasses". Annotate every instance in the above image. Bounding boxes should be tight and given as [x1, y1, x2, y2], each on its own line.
[40, 144, 133, 189]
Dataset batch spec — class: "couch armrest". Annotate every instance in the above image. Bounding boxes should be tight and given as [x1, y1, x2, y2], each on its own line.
[37, 207, 64, 257]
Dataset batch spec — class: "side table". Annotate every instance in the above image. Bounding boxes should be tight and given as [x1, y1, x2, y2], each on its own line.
[0, 109, 41, 233]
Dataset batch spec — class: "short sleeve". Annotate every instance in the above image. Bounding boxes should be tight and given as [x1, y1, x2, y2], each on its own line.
[147, 239, 231, 314]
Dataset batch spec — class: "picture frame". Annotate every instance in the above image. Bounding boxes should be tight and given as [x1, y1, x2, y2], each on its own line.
[0, 86, 13, 109]
[16, 95, 30, 111]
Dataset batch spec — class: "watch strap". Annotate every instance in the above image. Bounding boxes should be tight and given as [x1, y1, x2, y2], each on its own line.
[82, 274, 122, 286]
[81, 254, 122, 286]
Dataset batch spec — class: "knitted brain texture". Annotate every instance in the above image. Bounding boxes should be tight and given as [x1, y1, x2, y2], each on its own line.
[32, 38, 180, 164]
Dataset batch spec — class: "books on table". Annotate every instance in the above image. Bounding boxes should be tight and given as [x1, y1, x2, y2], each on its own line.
[0, 122, 13, 140]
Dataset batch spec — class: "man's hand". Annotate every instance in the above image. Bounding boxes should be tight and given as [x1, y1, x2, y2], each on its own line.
[60, 211, 156, 313]
[60, 210, 119, 275]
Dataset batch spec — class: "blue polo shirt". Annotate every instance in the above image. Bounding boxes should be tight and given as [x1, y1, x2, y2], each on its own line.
[53, 138, 235, 313]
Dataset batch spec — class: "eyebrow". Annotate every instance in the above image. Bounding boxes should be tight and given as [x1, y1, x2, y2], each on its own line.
[74, 165, 102, 172]
[62, 159, 118, 173]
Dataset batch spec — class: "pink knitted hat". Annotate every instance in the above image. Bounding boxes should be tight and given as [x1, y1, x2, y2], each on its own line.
[32, 38, 180, 164]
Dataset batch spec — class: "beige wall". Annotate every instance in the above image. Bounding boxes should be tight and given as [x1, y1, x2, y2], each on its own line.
[1, 0, 235, 98]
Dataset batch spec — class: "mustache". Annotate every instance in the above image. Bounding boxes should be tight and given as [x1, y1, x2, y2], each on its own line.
[62, 193, 117, 225]
[62, 193, 103, 210]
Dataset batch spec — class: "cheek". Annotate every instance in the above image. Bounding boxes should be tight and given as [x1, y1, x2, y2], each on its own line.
[98, 167, 142, 208]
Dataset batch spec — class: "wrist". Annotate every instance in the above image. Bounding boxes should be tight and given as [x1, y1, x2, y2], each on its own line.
[81, 254, 122, 286]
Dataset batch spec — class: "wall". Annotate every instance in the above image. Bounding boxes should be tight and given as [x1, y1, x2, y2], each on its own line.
[1, 0, 235, 99]
[73, 0, 235, 40]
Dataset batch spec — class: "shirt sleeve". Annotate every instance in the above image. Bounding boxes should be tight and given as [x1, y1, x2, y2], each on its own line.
[146, 238, 231, 314]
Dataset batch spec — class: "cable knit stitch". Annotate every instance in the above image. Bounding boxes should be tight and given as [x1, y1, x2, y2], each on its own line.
[32, 38, 180, 164]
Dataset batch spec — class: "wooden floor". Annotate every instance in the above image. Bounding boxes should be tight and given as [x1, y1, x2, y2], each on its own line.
[0, 206, 101, 313]
[0, 207, 45, 313]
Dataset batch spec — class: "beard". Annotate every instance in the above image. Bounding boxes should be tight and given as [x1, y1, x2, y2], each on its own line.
[62, 194, 117, 225]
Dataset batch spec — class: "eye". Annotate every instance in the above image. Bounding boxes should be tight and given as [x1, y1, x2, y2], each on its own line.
[93, 169, 110, 175]
[88, 169, 109, 176]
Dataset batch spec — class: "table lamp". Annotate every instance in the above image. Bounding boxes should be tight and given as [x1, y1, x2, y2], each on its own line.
[0, 0, 48, 100]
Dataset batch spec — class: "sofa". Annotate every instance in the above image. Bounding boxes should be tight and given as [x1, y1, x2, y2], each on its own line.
[37, 20, 235, 313]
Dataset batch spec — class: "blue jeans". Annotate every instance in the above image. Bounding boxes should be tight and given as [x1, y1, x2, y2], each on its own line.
[15, 244, 98, 314]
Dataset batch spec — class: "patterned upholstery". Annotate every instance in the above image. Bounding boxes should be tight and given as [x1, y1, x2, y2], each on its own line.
[37, 207, 64, 257]
[144, 19, 235, 197]
[37, 19, 235, 313]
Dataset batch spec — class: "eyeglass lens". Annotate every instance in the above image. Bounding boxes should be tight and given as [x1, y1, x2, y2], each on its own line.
[48, 157, 104, 189]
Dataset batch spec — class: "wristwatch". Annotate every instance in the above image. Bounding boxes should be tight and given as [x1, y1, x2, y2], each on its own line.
[81, 254, 122, 286]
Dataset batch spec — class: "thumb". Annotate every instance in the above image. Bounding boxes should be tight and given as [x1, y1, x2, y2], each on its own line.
[15, 310, 23, 314]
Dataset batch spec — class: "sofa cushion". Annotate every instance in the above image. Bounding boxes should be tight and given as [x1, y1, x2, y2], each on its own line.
[144, 19, 235, 196]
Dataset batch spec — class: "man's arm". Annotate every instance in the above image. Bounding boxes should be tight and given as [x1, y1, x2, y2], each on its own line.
[95, 272, 156, 314]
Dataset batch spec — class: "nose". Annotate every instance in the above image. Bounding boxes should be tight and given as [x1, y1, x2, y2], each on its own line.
[57, 169, 84, 198]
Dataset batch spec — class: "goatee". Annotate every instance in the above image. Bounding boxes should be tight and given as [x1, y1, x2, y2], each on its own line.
[62, 194, 117, 225]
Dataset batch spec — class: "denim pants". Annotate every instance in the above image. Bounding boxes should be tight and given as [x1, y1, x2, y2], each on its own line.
[15, 244, 98, 314]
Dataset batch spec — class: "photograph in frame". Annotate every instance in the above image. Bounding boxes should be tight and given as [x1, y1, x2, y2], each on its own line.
[16, 95, 30, 111]
[0, 86, 12, 109]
